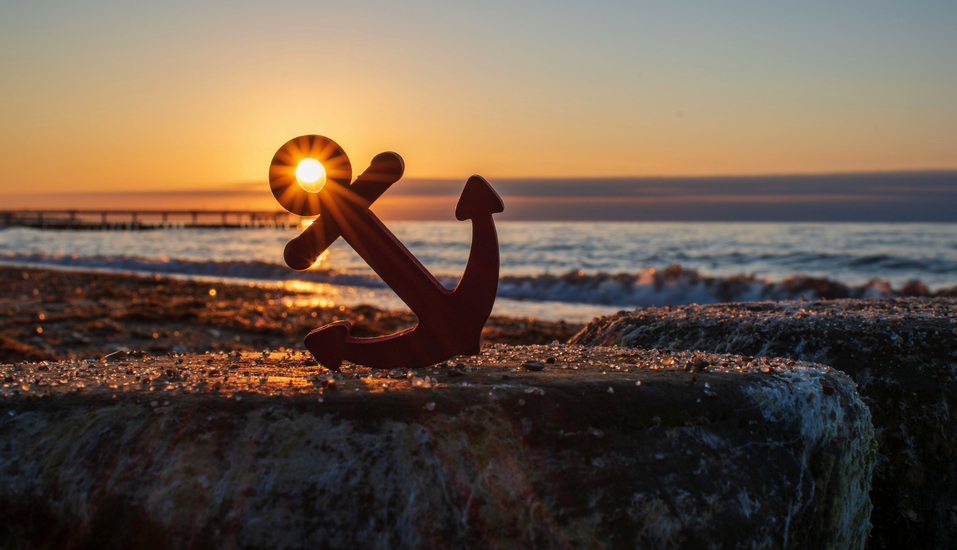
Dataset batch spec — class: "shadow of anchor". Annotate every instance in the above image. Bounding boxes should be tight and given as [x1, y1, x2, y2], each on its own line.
[269, 135, 505, 370]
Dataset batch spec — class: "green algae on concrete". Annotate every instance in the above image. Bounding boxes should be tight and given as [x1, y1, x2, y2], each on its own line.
[1, 345, 874, 549]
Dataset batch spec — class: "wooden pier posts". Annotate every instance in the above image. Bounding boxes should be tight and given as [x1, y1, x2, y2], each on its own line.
[0, 209, 297, 230]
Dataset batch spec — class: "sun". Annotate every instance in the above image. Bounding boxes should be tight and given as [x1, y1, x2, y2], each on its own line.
[296, 158, 326, 193]
[270, 135, 352, 216]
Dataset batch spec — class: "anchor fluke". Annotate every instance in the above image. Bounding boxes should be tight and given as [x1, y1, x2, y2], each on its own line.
[455, 176, 505, 221]
[303, 321, 351, 370]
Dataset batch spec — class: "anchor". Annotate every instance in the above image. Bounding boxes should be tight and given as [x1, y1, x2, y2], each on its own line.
[269, 135, 504, 370]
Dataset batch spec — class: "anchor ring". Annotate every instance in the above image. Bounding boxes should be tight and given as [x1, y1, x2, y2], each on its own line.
[269, 135, 353, 216]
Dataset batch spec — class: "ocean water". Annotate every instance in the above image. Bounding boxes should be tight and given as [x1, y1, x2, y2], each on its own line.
[1, 222, 955, 321]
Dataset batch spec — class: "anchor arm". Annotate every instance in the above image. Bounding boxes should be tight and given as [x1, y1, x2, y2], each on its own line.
[332, 206, 451, 316]
[331, 175, 503, 320]
[283, 152, 404, 270]
[452, 176, 505, 326]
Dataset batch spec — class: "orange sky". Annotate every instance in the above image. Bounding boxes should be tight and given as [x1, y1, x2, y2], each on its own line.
[1, 1, 956, 200]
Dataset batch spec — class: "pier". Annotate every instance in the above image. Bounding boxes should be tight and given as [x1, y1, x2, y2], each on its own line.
[0, 209, 299, 230]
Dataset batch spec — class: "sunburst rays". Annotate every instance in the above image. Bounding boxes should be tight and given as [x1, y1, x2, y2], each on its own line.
[269, 135, 352, 216]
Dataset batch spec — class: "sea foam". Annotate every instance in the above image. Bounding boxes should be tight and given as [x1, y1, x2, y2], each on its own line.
[1, 252, 947, 310]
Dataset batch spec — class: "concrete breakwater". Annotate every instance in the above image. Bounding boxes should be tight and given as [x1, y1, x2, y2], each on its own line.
[1, 345, 873, 549]
[572, 297, 957, 549]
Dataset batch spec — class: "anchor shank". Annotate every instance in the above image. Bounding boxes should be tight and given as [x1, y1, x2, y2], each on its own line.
[329, 200, 452, 317]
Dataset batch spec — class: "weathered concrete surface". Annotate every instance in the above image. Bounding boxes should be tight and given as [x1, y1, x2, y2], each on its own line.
[570, 297, 957, 549]
[1, 346, 874, 549]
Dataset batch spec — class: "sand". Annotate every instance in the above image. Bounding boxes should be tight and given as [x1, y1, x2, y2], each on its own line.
[0, 266, 582, 363]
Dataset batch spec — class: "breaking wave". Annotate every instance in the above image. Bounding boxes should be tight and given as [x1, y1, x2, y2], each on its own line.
[1, 252, 953, 308]
[499, 264, 955, 306]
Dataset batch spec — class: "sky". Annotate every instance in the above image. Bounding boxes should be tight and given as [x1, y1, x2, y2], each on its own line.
[1, 0, 956, 218]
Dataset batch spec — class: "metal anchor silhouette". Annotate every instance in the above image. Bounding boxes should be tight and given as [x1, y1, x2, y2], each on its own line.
[269, 135, 504, 370]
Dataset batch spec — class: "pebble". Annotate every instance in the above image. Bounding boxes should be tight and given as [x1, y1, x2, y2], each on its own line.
[522, 361, 546, 372]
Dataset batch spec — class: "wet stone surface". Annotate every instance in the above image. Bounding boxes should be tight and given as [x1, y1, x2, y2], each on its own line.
[1, 345, 873, 549]
[571, 297, 957, 550]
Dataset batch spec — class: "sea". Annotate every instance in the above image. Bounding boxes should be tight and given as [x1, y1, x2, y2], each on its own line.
[1, 222, 955, 322]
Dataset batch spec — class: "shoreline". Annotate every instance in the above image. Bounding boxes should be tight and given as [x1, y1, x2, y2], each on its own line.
[2, 254, 956, 316]
[0, 266, 584, 363]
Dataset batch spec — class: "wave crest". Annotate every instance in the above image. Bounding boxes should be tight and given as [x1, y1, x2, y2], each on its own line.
[498, 264, 953, 306]
[1, 253, 952, 307]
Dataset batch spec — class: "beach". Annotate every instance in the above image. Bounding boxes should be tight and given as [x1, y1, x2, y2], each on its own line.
[2, 223, 956, 320]
[2, 220, 955, 362]
[0, 266, 582, 363]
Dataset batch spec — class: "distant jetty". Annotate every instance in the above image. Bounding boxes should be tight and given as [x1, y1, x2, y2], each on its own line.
[0, 209, 298, 230]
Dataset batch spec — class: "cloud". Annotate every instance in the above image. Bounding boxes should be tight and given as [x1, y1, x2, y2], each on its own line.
[381, 171, 957, 221]
[2, 171, 955, 222]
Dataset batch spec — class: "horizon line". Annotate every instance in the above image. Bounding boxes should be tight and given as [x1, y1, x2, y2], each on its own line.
[2, 170, 954, 222]
[2, 168, 957, 196]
